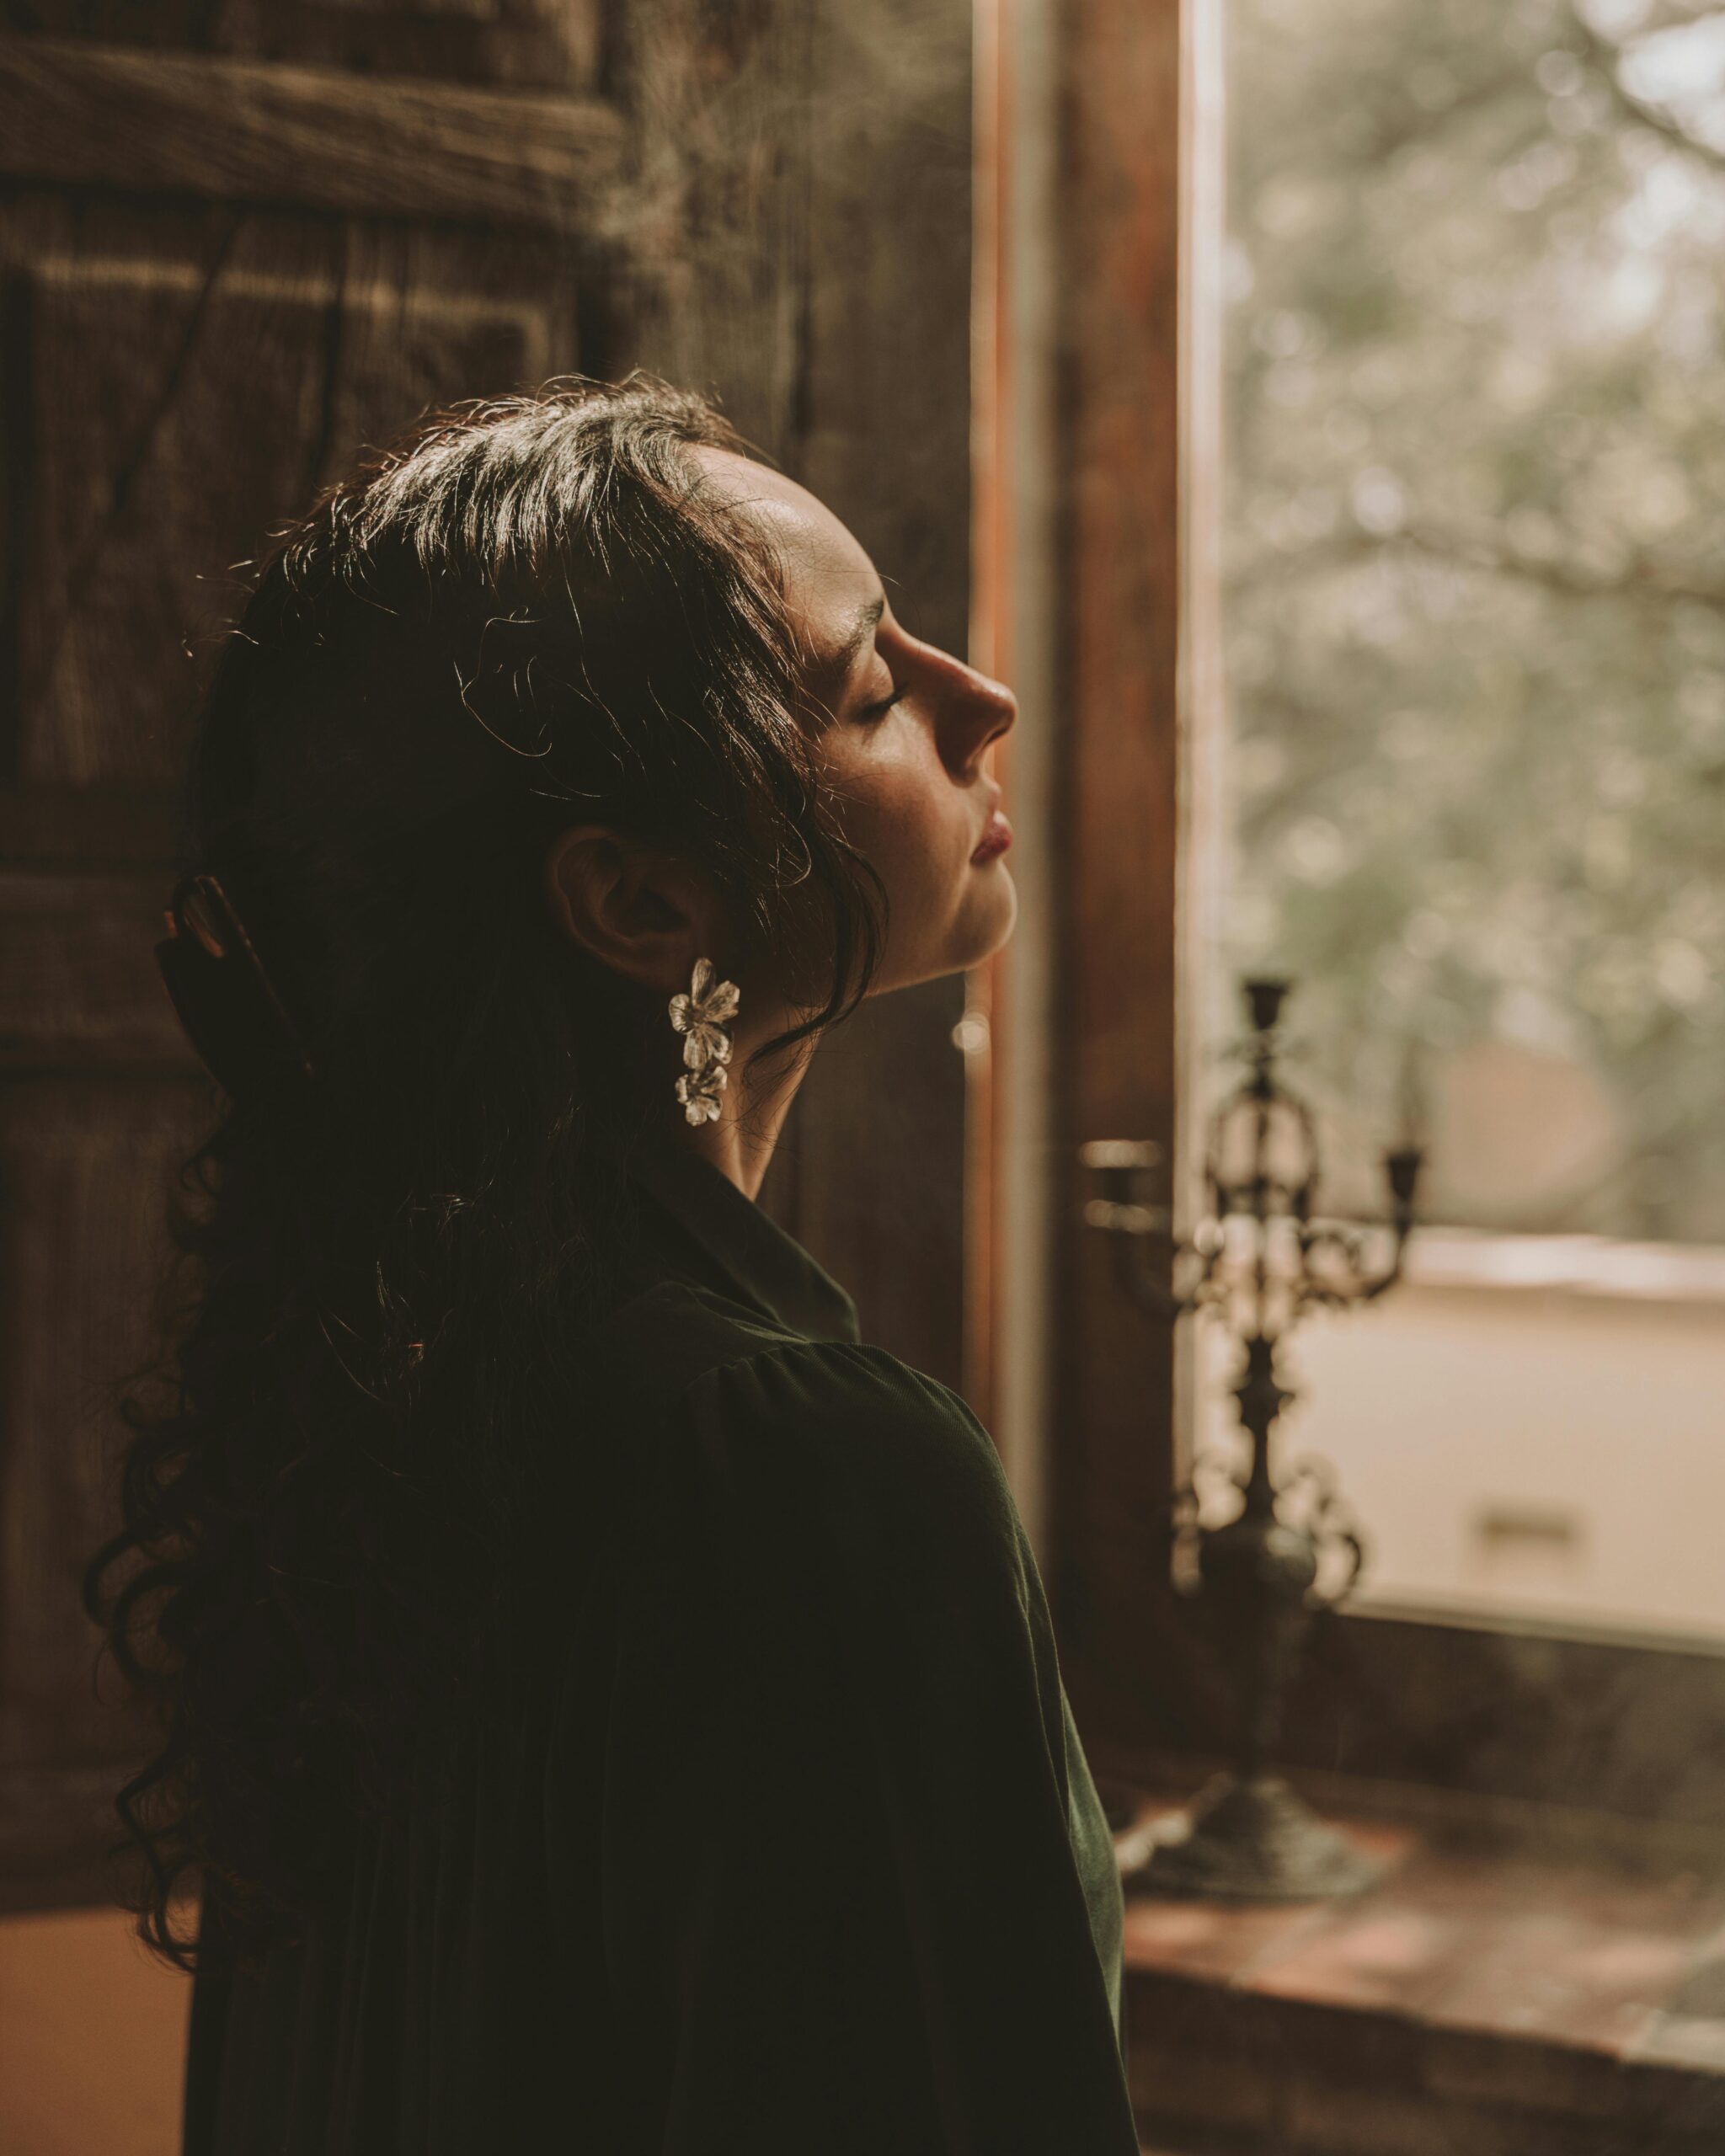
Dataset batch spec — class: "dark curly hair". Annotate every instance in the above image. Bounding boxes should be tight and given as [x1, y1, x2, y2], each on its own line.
[80, 376, 887, 1977]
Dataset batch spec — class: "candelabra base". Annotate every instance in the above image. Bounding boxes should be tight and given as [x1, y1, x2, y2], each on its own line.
[1129, 1771, 1381, 1902]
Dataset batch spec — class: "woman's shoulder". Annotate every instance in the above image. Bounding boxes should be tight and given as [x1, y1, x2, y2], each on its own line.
[578, 1274, 810, 1414]
[688, 1330, 1000, 1477]
[572, 1280, 1028, 1629]
[589, 1273, 974, 1432]
[677, 1331, 1025, 1589]
[584, 1277, 1006, 1516]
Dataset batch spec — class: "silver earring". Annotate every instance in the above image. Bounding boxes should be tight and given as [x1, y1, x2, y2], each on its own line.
[668, 955, 740, 1126]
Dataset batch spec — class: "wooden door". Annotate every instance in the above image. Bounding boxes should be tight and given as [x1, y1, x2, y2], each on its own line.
[0, 3, 971, 1912]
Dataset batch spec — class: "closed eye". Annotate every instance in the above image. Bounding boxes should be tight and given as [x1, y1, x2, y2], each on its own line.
[861, 679, 910, 722]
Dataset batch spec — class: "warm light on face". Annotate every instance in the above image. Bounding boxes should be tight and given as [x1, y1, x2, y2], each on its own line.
[694, 448, 1018, 996]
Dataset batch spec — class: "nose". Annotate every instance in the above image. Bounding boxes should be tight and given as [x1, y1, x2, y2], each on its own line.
[929, 645, 1017, 775]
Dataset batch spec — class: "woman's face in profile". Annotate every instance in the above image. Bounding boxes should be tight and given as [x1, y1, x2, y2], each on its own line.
[696, 449, 1018, 997]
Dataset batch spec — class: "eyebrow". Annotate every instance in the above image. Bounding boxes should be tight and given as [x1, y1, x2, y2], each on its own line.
[829, 594, 885, 676]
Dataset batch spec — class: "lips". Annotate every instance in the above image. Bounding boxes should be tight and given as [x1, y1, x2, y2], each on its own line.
[971, 809, 1012, 863]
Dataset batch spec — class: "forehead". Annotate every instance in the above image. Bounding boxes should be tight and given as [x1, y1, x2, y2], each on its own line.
[692, 447, 881, 664]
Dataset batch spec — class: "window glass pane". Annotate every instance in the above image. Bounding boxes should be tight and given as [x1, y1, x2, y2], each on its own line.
[1209, 0, 1725, 1637]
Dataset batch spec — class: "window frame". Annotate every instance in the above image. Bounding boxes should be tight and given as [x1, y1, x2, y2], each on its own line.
[973, 0, 1725, 1828]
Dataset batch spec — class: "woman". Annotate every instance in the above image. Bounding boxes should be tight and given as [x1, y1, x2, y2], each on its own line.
[85, 377, 1139, 2153]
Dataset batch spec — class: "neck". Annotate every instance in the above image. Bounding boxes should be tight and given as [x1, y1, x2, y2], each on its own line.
[660, 1033, 818, 1203]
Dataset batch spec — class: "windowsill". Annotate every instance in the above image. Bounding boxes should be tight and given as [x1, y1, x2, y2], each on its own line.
[1113, 1781, 1725, 2155]
[1342, 1588, 1725, 1661]
[1397, 1224, 1725, 1308]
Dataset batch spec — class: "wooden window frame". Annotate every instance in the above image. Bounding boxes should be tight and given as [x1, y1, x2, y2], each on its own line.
[969, 0, 1725, 1836]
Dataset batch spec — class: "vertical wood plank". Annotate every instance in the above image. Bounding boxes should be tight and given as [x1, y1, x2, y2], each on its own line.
[772, 0, 975, 1394]
[1048, 0, 1223, 1755]
[8, 202, 569, 790]
[0, 49, 587, 1898]
[965, 0, 1010, 1443]
[0, 1081, 210, 1764]
[20, 206, 333, 787]
[601, 0, 814, 462]
[609, 0, 975, 1394]
[319, 221, 566, 488]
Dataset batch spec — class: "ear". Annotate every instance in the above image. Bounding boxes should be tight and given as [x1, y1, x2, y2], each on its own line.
[543, 825, 721, 995]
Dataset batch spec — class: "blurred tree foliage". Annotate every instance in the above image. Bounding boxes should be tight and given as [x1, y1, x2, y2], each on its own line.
[1220, 0, 1725, 1239]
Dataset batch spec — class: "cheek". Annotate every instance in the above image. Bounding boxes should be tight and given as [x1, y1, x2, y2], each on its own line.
[848, 757, 964, 912]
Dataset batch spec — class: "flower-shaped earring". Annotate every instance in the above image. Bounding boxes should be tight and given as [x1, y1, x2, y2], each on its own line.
[669, 955, 741, 1126]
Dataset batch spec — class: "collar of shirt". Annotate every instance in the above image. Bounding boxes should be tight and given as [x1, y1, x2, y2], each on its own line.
[623, 1126, 863, 1347]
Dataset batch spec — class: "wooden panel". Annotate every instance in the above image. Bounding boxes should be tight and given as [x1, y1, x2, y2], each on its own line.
[0, 36, 624, 227]
[5, 200, 565, 788]
[325, 222, 564, 469]
[0, 0, 980, 1917]
[17, 203, 331, 789]
[0, 790, 176, 867]
[0, 871, 191, 1069]
[596, 0, 814, 462]
[0, 1764, 149, 1913]
[0, 1081, 211, 1764]
[1046, 0, 1220, 1750]
[758, 0, 977, 1394]
[19, 1, 603, 92]
[0, 19, 591, 1911]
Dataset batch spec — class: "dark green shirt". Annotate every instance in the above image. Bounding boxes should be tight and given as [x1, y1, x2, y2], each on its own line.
[182, 1127, 1138, 2153]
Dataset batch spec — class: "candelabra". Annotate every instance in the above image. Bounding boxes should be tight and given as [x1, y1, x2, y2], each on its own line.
[1084, 978, 1424, 1899]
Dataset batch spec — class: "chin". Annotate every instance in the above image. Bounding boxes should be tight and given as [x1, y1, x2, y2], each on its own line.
[868, 871, 1019, 995]
[957, 866, 1018, 969]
